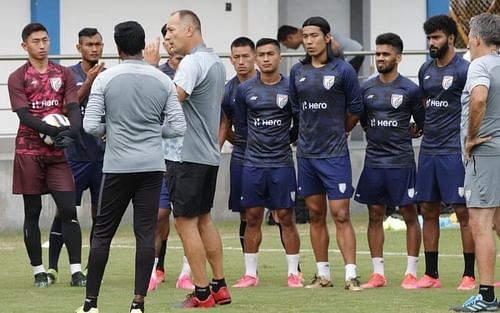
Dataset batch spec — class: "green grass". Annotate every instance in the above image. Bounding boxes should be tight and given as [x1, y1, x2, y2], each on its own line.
[1, 213, 498, 312]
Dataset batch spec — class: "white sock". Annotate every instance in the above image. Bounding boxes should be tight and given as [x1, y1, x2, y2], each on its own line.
[316, 262, 331, 280]
[33, 265, 46, 275]
[372, 257, 384, 276]
[244, 253, 259, 278]
[345, 264, 357, 281]
[70, 263, 82, 275]
[180, 255, 191, 276]
[286, 254, 300, 276]
[151, 258, 159, 279]
[405, 256, 419, 277]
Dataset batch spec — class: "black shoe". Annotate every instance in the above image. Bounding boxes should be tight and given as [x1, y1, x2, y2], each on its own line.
[71, 271, 87, 287]
[34, 272, 49, 288]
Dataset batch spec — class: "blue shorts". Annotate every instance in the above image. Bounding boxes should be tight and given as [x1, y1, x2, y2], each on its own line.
[355, 167, 416, 206]
[240, 166, 296, 210]
[159, 176, 170, 209]
[415, 153, 465, 204]
[68, 160, 103, 206]
[228, 162, 244, 212]
[298, 156, 354, 200]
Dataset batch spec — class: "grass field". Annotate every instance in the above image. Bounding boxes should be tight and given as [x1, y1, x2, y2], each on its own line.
[1, 213, 498, 313]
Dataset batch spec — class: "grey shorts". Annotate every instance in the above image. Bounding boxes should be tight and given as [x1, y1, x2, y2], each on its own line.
[464, 155, 500, 208]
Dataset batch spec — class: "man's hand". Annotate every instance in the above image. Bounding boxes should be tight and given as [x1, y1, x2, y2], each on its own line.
[144, 37, 161, 67]
[410, 122, 423, 138]
[53, 127, 75, 148]
[87, 62, 105, 82]
[464, 135, 492, 160]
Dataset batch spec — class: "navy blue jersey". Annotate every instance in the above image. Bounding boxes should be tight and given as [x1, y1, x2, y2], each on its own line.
[289, 58, 363, 158]
[221, 76, 246, 164]
[159, 61, 176, 80]
[234, 74, 296, 168]
[418, 54, 469, 154]
[66, 62, 105, 162]
[361, 75, 424, 168]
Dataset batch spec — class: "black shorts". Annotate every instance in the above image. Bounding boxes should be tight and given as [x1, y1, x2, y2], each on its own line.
[166, 161, 218, 218]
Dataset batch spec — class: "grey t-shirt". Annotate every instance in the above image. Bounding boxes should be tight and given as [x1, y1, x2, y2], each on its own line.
[174, 44, 226, 166]
[84, 60, 186, 173]
[461, 53, 500, 156]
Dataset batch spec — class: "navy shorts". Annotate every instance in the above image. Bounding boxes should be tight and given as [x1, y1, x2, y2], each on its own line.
[355, 167, 416, 206]
[158, 176, 170, 209]
[297, 156, 354, 200]
[415, 153, 465, 204]
[240, 166, 297, 210]
[68, 160, 103, 206]
[228, 162, 244, 212]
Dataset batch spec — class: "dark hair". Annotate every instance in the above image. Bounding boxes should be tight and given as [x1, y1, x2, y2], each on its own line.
[78, 28, 100, 41]
[22, 23, 48, 41]
[256, 38, 281, 51]
[173, 9, 201, 32]
[114, 21, 145, 56]
[231, 36, 255, 51]
[277, 25, 298, 42]
[300, 16, 334, 65]
[160, 23, 168, 38]
[423, 15, 458, 43]
[375, 32, 404, 53]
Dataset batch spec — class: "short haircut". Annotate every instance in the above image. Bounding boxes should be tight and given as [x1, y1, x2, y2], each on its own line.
[78, 27, 100, 41]
[160, 23, 168, 37]
[277, 25, 298, 42]
[256, 38, 281, 51]
[469, 13, 500, 46]
[114, 21, 145, 56]
[423, 15, 458, 43]
[231, 36, 255, 51]
[22, 23, 48, 41]
[376, 32, 404, 53]
[172, 9, 201, 32]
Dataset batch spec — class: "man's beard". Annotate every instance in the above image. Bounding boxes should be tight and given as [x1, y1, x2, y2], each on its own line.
[429, 43, 449, 59]
[377, 63, 395, 74]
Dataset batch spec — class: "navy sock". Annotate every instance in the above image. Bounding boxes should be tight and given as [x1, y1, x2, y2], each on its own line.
[424, 251, 439, 278]
[463, 252, 475, 278]
[479, 285, 495, 302]
[239, 220, 246, 252]
[210, 277, 227, 292]
[195, 285, 210, 301]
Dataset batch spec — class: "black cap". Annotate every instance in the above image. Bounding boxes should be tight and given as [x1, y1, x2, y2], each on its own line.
[302, 16, 331, 34]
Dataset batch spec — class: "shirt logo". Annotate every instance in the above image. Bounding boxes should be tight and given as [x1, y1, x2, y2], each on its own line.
[290, 191, 296, 201]
[366, 94, 374, 99]
[391, 94, 403, 109]
[50, 77, 62, 92]
[276, 94, 288, 109]
[323, 75, 335, 90]
[424, 75, 431, 80]
[407, 188, 415, 198]
[458, 187, 464, 197]
[338, 183, 346, 194]
[250, 96, 258, 101]
[442, 75, 453, 90]
[299, 77, 306, 82]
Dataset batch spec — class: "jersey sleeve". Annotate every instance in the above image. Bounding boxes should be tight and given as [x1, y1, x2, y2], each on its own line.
[63, 66, 79, 105]
[83, 74, 106, 137]
[221, 82, 233, 119]
[343, 64, 363, 115]
[289, 65, 300, 117]
[359, 83, 368, 129]
[162, 78, 186, 138]
[8, 67, 29, 112]
[467, 59, 490, 92]
[233, 84, 248, 133]
[417, 63, 427, 99]
[173, 55, 200, 97]
[409, 84, 425, 129]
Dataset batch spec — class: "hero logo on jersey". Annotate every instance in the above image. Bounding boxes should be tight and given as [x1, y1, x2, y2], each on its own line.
[276, 94, 288, 109]
[391, 94, 403, 109]
[50, 77, 62, 92]
[442, 75, 453, 90]
[323, 75, 335, 90]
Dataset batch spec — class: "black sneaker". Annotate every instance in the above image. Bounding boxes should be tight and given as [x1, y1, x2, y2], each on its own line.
[71, 271, 87, 287]
[34, 272, 49, 288]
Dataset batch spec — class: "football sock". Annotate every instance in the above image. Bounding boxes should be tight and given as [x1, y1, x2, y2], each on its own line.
[405, 256, 419, 277]
[372, 257, 384, 276]
[33, 264, 46, 275]
[48, 215, 63, 271]
[157, 240, 167, 272]
[317, 262, 331, 280]
[239, 220, 247, 252]
[195, 285, 210, 301]
[130, 300, 144, 313]
[479, 285, 495, 302]
[180, 255, 191, 276]
[83, 297, 98, 311]
[210, 277, 227, 293]
[244, 253, 258, 277]
[345, 264, 358, 281]
[463, 252, 475, 278]
[424, 251, 439, 278]
[286, 254, 300, 276]
[151, 258, 159, 279]
[23, 195, 43, 267]
[70, 263, 83, 275]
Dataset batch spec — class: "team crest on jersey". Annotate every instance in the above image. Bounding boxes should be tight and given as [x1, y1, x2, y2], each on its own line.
[458, 187, 464, 198]
[407, 188, 415, 198]
[276, 94, 288, 109]
[442, 75, 453, 90]
[50, 77, 62, 92]
[338, 183, 346, 194]
[323, 75, 335, 90]
[391, 94, 403, 109]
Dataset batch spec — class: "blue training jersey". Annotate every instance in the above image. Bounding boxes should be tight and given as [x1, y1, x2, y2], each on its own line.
[66, 62, 105, 162]
[159, 61, 176, 80]
[361, 74, 424, 168]
[234, 74, 296, 168]
[289, 57, 363, 158]
[221, 76, 246, 164]
[418, 54, 469, 155]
